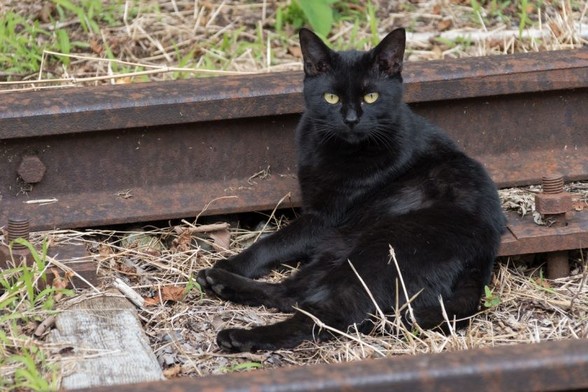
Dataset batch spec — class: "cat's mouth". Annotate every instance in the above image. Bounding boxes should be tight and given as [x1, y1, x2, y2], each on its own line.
[337, 127, 370, 144]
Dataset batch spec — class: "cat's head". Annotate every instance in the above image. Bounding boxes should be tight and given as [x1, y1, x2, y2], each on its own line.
[299, 28, 406, 144]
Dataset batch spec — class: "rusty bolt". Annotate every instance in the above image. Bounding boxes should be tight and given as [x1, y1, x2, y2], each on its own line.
[535, 175, 572, 279]
[17, 155, 46, 184]
[7, 216, 30, 249]
[1, 217, 33, 269]
[535, 175, 572, 216]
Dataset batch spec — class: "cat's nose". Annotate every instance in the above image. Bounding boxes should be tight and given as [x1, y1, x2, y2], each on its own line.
[344, 109, 359, 127]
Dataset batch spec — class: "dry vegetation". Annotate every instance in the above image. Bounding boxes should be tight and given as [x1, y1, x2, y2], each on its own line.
[4, 181, 587, 383]
[0, 0, 586, 90]
[1, 0, 587, 388]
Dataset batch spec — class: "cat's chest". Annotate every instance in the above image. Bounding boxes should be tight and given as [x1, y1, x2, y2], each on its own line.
[298, 153, 396, 214]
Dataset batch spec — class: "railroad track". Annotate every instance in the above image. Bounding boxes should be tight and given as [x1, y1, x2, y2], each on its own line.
[78, 338, 588, 392]
[1, 48, 588, 391]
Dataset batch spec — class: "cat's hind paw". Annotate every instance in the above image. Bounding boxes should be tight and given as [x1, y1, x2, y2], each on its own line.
[216, 328, 277, 352]
[217, 328, 258, 352]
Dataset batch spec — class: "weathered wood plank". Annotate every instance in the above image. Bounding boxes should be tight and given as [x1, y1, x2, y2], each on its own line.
[49, 294, 164, 389]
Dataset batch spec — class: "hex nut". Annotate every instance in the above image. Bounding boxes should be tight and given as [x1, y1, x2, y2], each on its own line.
[17, 155, 46, 184]
[535, 192, 573, 215]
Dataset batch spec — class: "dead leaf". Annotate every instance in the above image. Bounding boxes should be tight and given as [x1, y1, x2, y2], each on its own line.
[209, 228, 231, 254]
[117, 263, 137, 275]
[51, 268, 69, 290]
[39, 3, 55, 23]
[549, 21, 562, 37]
[431, 45, 443, 59]
[172, 228, 192, 252]
[50, 268, 73, 302]
[99, 243, 113, 259]
[535, 277, 552, 289]
[115, 77, 133, 85]
[90, 39, 104, 55]
[161, 286, 185, 302]
[143, 285, 185, 306]
[143, 296, 161, 306]
[288, 46, 302, 58]
[437, 19, 453, 32]
[525, 3, 536, 14]
[163, 364, 182, 378]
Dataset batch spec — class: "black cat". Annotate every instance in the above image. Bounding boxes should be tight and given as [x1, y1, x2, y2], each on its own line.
[197, 28, 506, 352]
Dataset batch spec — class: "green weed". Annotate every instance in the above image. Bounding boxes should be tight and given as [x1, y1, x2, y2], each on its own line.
[298, 0, 336, 37]
[471, 0, 514, 25]
[518, 0, 533, 37]
[0, 238, 74, 390]
[533, 269, 556, 294]
[0, 12, 49, 75]
[51, 0, 124, 33]
[221, 361, 263, 373]
[483, 285, 501, 308]
[7, 346, 59, 391]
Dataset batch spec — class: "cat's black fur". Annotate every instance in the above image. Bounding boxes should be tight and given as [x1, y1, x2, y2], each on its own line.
[197, 28, 506, 352]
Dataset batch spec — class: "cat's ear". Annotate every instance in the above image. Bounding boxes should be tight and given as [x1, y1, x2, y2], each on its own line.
[372, 28, 406, 76]
[299, 28, 333, 76]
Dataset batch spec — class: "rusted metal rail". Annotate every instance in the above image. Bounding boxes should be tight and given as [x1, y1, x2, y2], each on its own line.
[1, 49, 587, 391]
[75, 339, 588, 392]
[1, 49, 587, 234]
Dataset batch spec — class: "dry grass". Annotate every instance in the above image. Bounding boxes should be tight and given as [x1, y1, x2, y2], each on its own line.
[14, 190, 587, 380]
[0, 0, 586, 91]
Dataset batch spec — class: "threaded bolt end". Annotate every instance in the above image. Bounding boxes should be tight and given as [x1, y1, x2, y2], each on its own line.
[542, 175, 564, 194]
[7, 217, 30, 249]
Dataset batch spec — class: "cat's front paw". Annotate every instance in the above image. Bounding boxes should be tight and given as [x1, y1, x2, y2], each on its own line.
[201, 269, 239, 300]
[196, 268, 212, 290]
[217, 328, 259, 352]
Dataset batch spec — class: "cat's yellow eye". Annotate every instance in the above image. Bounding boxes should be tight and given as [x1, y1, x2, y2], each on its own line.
[323, 93, 340, 104]
[363, 92, 379, 104]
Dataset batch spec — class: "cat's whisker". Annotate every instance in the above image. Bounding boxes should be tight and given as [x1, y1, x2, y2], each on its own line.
[365, 126, 397, 151]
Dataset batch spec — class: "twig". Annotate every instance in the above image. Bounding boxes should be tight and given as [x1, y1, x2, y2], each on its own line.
[254, 193, 291, 243]
[294, 306, 386, 357]
[437, 295, 456, 336]
[34, 316, 56, 337]
[195, 196, 239, 222]
[388, 246, 416, 325]
[177, 222, 230, 234]
[347, 259, 387, 328]
[23, 198, 58, 205]
[113, 278, 145, 308]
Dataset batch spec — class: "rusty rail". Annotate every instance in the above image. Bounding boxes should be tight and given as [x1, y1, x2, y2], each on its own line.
[1, 48, 587, 233]
[75, 339, 588, 392]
